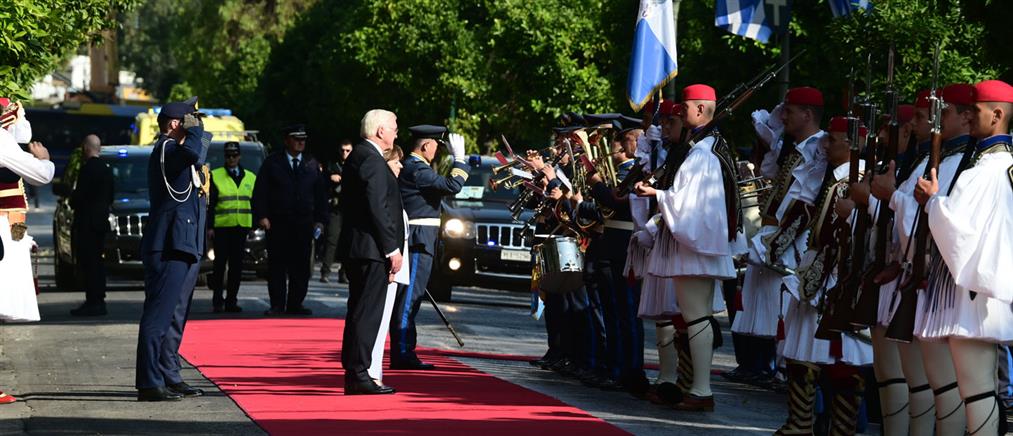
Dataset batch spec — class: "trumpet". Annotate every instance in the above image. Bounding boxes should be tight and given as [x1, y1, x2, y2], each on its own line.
[489, 174, 526, 191]
[492, 159, 525, 175]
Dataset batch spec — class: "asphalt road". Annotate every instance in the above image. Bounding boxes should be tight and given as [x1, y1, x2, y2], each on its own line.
[0, 185, 797, 435]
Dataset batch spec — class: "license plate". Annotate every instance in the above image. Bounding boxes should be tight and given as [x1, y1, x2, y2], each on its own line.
[500, 249, 531, 262]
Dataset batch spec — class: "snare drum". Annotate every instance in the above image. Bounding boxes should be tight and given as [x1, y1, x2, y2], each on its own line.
[535, 236, 584, 293]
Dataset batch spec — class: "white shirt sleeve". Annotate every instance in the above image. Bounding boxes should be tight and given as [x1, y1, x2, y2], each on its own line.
[0, 128, 54, 186]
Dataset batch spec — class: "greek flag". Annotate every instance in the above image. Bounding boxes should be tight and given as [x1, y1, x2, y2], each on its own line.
[627, 0, 678, 112]
[715, 0, 774, 44]
[829, 0, 872, 17]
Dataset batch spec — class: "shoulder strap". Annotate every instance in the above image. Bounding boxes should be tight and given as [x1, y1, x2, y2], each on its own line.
[1007, 164, 1013, 192]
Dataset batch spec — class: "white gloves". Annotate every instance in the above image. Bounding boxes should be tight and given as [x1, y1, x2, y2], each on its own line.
[645, 125, 662, 143]
[447, 133, 466, 161]
[752, 104, 785, 148]
[633, 230, 654, 249]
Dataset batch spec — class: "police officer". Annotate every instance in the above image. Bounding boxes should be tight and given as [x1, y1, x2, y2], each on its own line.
[252, 124, 328, 315]
[135, 97, 210, 402]
[389, 125, 469, 369]
[207, 141, 256, 313]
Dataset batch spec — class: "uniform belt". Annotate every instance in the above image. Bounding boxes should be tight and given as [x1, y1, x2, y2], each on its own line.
[604, 220, 635, 231]
[407, 218, 441, 227]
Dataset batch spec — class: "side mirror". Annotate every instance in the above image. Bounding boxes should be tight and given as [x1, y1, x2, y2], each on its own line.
[52, 181, 71, 197]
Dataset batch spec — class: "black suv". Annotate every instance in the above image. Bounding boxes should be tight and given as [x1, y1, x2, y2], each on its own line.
[52, 142, 267, 289]
[427, 156, 534, 301]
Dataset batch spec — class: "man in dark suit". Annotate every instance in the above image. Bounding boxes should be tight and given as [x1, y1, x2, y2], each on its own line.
[135, 97, 210, 402]
[70, 134, 114, 316]
[338, 109, 404, 395]
[251, 124, 327, 315]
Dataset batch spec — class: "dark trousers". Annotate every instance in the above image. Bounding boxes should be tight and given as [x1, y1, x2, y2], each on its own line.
[542, 292, 565, 360]
[266, 220, 313, 310]
[210, 226, 248, 307]
[321, 211, 343, 276]
[342, 258, 388, 382]
[136, 251, 199, 389]
[563, 286, 601, 371]
[73, 225, 107, 304]
[589, 258, 622, 379]
[390, 249, 434, 364]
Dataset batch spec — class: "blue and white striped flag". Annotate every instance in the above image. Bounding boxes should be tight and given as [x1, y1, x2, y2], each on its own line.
[829, 0, 872, 17]
[715, 0, 777, 44]
[627, 0, 678, 112]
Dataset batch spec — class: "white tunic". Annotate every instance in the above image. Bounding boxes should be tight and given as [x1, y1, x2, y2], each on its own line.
[0, 126, 55, 186]
[916, 147, 1013, 343]
[780, 161, 873, 366]
[733, 132, 825, 338]
[653, 135, 737, 280]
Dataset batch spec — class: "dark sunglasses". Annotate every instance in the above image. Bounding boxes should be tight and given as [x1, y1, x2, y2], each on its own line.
[226, 153, 240, 158]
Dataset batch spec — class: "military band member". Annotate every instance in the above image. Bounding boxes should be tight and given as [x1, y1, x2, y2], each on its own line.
[731, 87, 826, 385]
[634, 84, 742, 412]
[915, 79, 1013, 436]
[777, 117, 874, 435]
[390, 125, 470, 370]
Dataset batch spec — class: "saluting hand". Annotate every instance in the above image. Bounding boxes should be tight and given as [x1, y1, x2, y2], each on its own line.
[914, 168, 939, 205]
[28, 141, 49, 161]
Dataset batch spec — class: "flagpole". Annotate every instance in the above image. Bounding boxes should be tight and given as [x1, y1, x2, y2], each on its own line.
[777, 32, 790, 100]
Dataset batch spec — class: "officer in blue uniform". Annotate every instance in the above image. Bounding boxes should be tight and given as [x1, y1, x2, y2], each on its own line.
[390, 125, 470, 369]
[135, 97, 211, 402]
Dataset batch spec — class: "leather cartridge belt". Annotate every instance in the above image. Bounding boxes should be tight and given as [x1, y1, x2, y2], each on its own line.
[407, 218, 441, 227]
[604, 220, 635, 231]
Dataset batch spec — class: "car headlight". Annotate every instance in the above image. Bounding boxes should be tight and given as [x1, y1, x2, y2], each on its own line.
[443, 218, 473, 239]
[247, 228, 266, 242]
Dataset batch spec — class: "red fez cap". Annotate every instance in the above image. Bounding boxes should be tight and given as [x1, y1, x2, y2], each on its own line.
[682, 84, 716, 102]
[914, 89, 937, 109]
[784, 87, 824, 107]
[897, 104, 915, 124]
[974, 80, 1013, 103]
[828, 116, 868, 137]
[941, 84, 976, 106]
[658, 99, 682, 117]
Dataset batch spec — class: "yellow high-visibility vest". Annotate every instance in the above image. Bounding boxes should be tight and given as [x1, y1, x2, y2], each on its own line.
[211, 167, 256, 228]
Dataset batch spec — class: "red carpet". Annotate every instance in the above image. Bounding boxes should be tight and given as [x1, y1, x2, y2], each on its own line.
[180, 318, 628, 435]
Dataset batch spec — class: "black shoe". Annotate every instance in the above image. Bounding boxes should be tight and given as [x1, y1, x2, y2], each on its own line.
[285, 306, 313, 315]
[390, 360, 435, 370]
[212, 304, 224, 313]
[623, 374, 651, 398]
[538, 356, 563, 371]
[319, 275, 330, 283]
[137, 387, 183, 402]
[264, 307, 285, 316]
[224, 304, 242, 313]
[344, 379, 395, 395]
[597, 378, 625, 392]
[70, 302, 107, 317]
[338, 271, 348, 284]
[167, 382, 204, 398]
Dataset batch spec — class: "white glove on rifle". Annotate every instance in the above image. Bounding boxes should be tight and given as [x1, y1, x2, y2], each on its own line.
[447, 133, 466, 162]
[645, 213, 662, 237]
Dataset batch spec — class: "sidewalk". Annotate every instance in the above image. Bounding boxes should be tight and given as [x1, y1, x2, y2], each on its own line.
[0, 289, 262, 435]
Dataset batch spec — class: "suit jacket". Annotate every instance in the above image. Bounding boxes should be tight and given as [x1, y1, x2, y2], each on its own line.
[140, 125, 209, 260]
[337, 140, 405, 261]
[70, 156, 114, 233]
[251, 152, 328, 226]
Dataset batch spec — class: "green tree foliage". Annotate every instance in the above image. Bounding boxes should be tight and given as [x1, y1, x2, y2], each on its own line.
[120, 0, 1011, 157]
[0, 0, 140, 98]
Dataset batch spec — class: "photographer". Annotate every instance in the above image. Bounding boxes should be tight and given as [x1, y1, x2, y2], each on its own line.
[320, 140, 353, 283]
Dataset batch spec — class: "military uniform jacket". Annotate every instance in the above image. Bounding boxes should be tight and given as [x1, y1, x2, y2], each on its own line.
[398, 153, 469, 254]
[140, 125, 209, 260]
[251, 151, 328, 226]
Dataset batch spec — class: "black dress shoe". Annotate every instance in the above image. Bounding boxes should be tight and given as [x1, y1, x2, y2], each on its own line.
[212, 304, 224, 313]
[223, 304, 243, 313]
[344, 379, 396, 395]
[167, 382, 204, 398]
[285, 306, 313, 315]
[70, 302, 107, 317]
[264, 307, 286, 316]
[137, 387, 183, 402]
[389, 360, 435, 370]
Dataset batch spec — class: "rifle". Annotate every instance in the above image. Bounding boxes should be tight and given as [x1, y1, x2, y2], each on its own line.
[886, 43, 943, 343]
[852, 45, 897, 327]
[617, 49, 807, 190]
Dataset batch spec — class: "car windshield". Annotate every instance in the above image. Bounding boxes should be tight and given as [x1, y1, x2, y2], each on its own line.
[206, 142, 265, 173]
[455, 160, 518, 202]
[103, 154, 149, 194]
